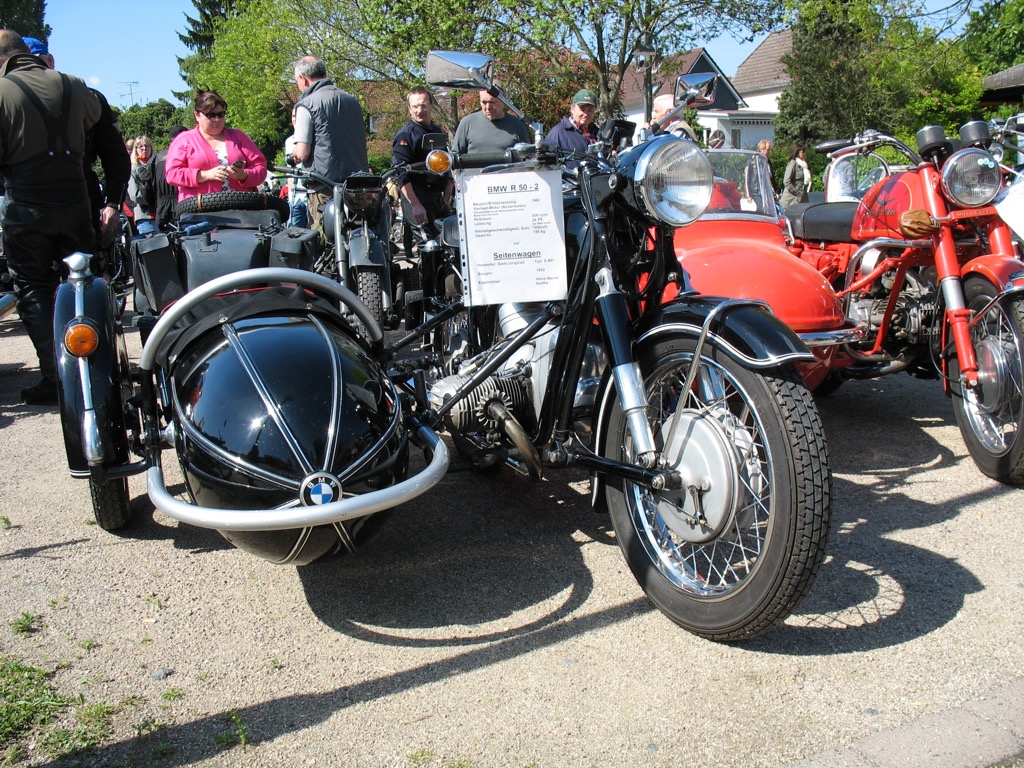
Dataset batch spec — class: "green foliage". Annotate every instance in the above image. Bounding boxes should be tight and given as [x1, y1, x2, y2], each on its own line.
[0, 0, 49, 39]
[179, 0, 239, 52]
[0, 657, 70, 743]
[185, 0, 298, 157]
[116, 100, 191, 150]
[961, 0, 1024, 75]
[10, 612, 40, 637]
[777, 0, 988, 145]
[38, 701, 116, 758]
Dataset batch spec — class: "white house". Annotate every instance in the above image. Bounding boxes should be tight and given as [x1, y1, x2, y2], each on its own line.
[618, 31, 793, 149]
[619, 48, 747, 145]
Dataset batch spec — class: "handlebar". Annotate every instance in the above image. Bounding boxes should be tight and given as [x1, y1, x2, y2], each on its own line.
[273, 163, 421, 189]
[449, 144, 562, 170]
[813, 138, 853, 154]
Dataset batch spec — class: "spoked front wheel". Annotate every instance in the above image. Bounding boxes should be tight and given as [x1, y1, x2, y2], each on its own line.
[603, 334, 832, 642]
[950, 276, 1024, 483]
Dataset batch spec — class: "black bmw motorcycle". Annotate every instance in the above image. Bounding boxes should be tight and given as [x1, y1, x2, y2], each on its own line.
[53, 52, 831, 642]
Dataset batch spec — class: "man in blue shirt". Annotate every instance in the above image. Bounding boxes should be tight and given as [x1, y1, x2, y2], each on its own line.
[544, 89, 599, 156]
[391, 86, 450, 248]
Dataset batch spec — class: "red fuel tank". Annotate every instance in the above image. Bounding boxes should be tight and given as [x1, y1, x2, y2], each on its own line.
[852, 168, 927, 241]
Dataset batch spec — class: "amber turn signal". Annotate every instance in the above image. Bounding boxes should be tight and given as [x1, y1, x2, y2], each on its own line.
[426, 149, 452, 175]
[64, 322, 100, 357]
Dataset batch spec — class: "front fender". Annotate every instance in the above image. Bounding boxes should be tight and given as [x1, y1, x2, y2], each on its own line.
[55, 276, 130, 476]
[635, 294, 815, 369]
[347, 229, 387, 268]
[961, 253, 1024, 290]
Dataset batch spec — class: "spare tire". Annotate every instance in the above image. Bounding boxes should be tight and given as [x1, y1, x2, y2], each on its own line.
[176, 190, 290, 221]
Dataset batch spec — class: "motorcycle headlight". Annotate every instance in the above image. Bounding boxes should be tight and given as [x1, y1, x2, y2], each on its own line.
[941, 147, 1003, 208]
[631, 136, 713, 226]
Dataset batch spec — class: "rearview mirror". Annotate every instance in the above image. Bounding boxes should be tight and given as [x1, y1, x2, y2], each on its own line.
[419, 132, 448, 152]
[675, 73, 717, 108]
[425, 51, 494, 90]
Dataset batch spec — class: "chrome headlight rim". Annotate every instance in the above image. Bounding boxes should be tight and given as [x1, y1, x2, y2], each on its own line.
[632, 135, 713, 226]
[941, 147, 1003, 209]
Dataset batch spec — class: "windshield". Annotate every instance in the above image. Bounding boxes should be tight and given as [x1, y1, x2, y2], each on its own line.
[703, 149, 778, 219]
[824, 154, 888, 202]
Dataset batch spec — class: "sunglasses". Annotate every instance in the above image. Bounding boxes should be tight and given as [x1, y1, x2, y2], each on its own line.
[201, 110, 226, 119]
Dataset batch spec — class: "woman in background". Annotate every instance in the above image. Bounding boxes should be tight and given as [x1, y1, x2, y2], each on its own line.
[128, 135, 157, 236]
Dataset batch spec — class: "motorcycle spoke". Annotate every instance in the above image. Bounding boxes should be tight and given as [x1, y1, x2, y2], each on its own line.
[630, 354, 775, 597]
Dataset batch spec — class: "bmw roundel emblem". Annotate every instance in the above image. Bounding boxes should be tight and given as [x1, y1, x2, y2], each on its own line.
[300, 472, 342, 506]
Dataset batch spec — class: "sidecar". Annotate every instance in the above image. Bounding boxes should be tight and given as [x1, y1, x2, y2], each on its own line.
[54, 195, 448, 565]
[673, 149, 863, 390]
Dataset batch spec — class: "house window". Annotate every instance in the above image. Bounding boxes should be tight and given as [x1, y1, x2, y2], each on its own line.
[731, 128, 742, 149]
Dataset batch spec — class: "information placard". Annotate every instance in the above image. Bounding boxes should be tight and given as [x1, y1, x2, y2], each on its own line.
[456, 169, 567, 306]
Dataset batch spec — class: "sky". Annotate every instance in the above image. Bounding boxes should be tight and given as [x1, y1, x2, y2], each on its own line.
[41, 0, 773, 111]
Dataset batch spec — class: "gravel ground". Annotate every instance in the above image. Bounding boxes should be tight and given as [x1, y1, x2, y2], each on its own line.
[1, 307, 1023, 768]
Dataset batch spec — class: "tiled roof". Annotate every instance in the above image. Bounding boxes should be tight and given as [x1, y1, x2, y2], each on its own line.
[984, 63, 1024, 90]
[730, 29, 792, 93]
[619, 50, 702, 111]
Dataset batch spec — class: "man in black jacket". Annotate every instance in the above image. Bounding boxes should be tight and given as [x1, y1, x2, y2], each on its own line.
[0, 30, 101, 405]
[390, 86, 450, 254]
[154, 125, 186, 230]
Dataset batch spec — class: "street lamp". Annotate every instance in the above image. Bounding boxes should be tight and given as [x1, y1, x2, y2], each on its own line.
[635, 35, 658, 126]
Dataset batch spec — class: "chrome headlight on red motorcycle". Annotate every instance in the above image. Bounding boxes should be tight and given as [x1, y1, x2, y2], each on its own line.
[941, 148, 1003, 208]
[621, 135, 713, 226]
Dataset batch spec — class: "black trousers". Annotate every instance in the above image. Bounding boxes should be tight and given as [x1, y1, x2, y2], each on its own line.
[3, 198, 95, 379]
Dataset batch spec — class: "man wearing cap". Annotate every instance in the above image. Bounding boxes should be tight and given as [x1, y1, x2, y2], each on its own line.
[0, 30, 102, 405]
[544, 89, 599, 155]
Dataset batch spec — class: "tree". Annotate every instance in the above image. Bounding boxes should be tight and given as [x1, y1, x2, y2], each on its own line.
[116, 100, 192, 151]
[178, 0, 238, 53]
[185, 0, 301, 156]
[177, 0, 240, 100]
[0, 0, 49, 39]
[776, 0, 986, 146]
[960, 0, 1024, 75]
[299, 0, 786, 119]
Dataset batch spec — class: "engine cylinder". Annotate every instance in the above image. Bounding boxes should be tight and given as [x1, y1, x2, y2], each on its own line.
[429, 374, 532, 432]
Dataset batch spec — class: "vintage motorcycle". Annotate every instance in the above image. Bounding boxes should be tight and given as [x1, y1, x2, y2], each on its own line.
[273, 166, 399, 330]
[676, 125, 1024, 484]
[53, 51, 832, 643]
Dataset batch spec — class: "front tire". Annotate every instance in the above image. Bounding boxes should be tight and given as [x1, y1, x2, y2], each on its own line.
[89, 476, 131, 531]
[355, 269, 385, 328]
[603, 335, 832, 641]
[950, 276, 1024, 483]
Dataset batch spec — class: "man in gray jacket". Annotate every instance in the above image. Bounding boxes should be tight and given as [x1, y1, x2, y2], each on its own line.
[290, 56, 368, 230]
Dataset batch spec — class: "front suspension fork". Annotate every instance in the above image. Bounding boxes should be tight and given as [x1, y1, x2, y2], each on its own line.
[594, 267, 658, 467]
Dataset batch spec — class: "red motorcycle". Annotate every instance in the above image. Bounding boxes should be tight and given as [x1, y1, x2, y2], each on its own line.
[675, 125, 1024, 484]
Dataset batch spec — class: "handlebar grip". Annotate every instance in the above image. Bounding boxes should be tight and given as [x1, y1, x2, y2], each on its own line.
[814, 138, 853, 154]
[450, 150, 515, 169]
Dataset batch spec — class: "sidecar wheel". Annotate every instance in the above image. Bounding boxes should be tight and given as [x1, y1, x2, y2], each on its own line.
[175, 191, 290, 221]
[89, 476, 132, 531]
[950, 276, 1024, 484]
[603, 335, 831, 642]
[355, 269, 385, 327]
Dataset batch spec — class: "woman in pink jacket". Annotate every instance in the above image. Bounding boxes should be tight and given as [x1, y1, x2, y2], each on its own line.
[165, 90, 268, 201]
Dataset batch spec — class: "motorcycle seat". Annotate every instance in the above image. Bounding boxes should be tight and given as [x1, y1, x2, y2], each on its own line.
[787, 201, 859, 243]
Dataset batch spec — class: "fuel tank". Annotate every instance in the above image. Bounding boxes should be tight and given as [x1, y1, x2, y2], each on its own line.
[852, 168, 926, 241]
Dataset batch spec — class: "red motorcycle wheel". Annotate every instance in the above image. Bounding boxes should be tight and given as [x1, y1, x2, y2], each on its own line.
[949, 276, 1024, 484]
